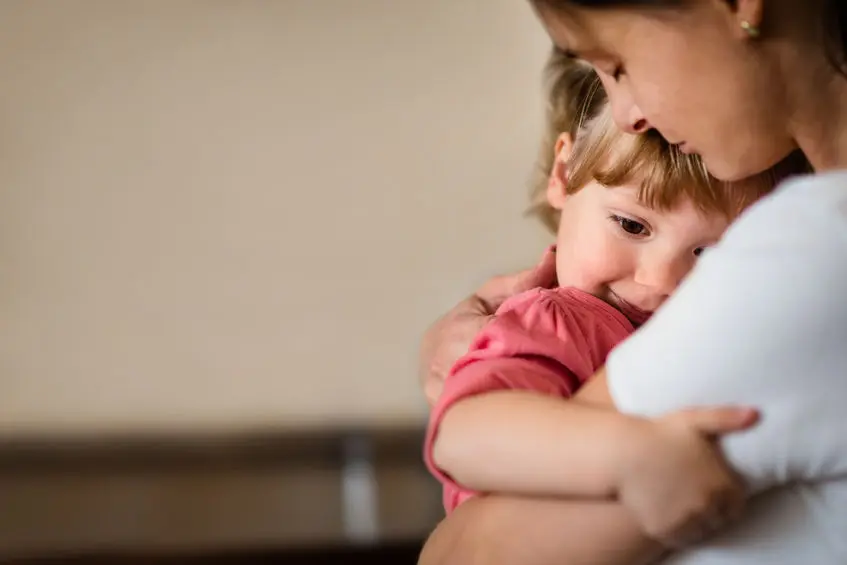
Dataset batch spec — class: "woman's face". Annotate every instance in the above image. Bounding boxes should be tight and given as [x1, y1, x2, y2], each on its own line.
[535, 2, 798, 181]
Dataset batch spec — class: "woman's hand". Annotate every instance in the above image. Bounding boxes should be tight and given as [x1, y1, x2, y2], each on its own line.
[617, 406, 760, 548]
[418, 247, 557, 407]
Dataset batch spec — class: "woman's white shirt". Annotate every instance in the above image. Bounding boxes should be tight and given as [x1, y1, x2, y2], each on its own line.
[607, 170, 847, 563]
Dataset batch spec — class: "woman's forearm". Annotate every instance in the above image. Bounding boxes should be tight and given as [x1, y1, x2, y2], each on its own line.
[418, 494, 665, 565]
[432, 389, 646, 498]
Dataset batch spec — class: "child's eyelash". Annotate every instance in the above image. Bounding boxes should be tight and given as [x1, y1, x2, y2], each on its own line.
[610, 214, 649, 236]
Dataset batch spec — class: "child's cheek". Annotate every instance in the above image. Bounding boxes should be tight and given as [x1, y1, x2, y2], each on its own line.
[579, 247, 615, 285]
[555, 231, 615, 291]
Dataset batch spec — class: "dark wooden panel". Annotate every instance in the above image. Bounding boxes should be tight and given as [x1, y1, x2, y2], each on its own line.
[0, 540, 424, 565]
[0, 427, 427, 474]
[0, 427, 441, 560]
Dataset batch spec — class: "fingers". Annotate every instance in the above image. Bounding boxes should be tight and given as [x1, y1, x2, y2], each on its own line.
[421, 246, 558, 407]
[672, 406, 760, 436]
[663, 520, 710, 549]
[668, 488, 745, 549]
[656, 495, 741, 548]
[702, 485, 742, 533]
[475, 246, 558, 311]
[677, 463, 748, 547]
[510, 245, 558, 294]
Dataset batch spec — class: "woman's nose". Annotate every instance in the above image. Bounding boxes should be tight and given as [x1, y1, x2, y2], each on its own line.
[609, 87, 650, 134]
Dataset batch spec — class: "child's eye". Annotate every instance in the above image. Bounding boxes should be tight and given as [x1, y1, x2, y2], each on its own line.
[612, 215, 648, 236]
[694, 247, 704, 257]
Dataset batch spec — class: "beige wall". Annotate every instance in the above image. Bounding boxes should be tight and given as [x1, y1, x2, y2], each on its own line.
[0, 0, 551, 436]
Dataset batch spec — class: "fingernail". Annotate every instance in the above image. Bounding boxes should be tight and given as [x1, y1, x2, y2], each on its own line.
[537, 245, 556, 264]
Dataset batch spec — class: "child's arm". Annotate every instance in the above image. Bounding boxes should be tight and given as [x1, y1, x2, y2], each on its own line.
[424, 289, 661, 501]
[429, 365, 756, 542]
[419, 372, 758, 565]
[431, 383, 643, 498]
[425, 290, 754, 538]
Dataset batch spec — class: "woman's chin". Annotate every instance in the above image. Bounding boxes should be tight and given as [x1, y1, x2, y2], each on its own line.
[701, 155, 763, 183]
[702, 148, 806, 183]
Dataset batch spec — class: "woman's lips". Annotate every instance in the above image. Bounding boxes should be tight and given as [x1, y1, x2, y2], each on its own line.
[677, 141, 694, 154]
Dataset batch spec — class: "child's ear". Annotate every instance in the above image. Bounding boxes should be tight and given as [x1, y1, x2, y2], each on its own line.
[546, 132, 574, 210]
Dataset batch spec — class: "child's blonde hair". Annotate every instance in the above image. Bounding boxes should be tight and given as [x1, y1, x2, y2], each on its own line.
[528, 47, 810, 234]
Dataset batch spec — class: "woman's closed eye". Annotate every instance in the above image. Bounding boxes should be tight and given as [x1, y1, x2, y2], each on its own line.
[610, 214, 649, 236]
[610, 65, 624, 82]
[595, 63, 625, 82]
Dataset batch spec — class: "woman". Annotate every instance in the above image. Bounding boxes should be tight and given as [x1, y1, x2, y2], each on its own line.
[418, 1, 847, 564]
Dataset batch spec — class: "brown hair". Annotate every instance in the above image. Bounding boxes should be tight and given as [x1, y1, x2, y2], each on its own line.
[528, 48, 602, 232]
[533, 0, 846, 77]
[528, 47, 811, 234]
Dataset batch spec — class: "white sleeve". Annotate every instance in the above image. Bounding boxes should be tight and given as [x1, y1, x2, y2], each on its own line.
[607, 172, 847, 493]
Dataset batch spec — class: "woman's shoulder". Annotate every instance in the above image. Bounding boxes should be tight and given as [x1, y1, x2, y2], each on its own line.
[732, 169, 847, 238]
[771, 168, 847, 203]
[717, 170, 847, 264]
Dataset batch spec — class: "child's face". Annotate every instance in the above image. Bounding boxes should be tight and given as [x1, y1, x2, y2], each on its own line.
[549, 179, 730, 324]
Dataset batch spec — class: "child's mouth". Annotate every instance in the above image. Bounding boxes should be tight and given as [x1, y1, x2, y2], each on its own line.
[608, 290, 653, 326]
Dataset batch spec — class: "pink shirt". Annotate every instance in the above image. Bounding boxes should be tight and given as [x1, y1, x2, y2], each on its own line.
[424, 286, 636, 513]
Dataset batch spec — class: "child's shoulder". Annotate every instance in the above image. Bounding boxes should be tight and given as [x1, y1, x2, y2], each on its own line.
[497, 287, 631, 330]
[496, 287, 569, 315]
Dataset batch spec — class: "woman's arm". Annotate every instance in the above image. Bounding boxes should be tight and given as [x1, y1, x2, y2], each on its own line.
[418, 494, 665, 565]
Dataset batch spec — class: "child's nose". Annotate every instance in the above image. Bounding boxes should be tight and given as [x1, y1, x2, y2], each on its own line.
[634, 254, 689, 299]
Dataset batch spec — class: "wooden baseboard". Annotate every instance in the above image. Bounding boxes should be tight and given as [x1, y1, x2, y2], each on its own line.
[0, 427, 441, 561]
[1, 540, 425, 565]
[0, 426, 427, 473]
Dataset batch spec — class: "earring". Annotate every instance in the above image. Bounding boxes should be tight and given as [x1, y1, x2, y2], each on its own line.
[740, 20, 761, 38]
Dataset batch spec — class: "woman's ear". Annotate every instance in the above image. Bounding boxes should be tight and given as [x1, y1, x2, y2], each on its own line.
[547, 132, 574, 210]
[728, 0, 763, 39]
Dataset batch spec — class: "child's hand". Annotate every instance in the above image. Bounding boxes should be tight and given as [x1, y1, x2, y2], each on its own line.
[617, 406, 759, 548]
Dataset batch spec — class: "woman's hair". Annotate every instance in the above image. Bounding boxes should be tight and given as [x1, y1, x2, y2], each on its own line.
[534, 0, 846, 76]
[528, 47, 811, 234]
